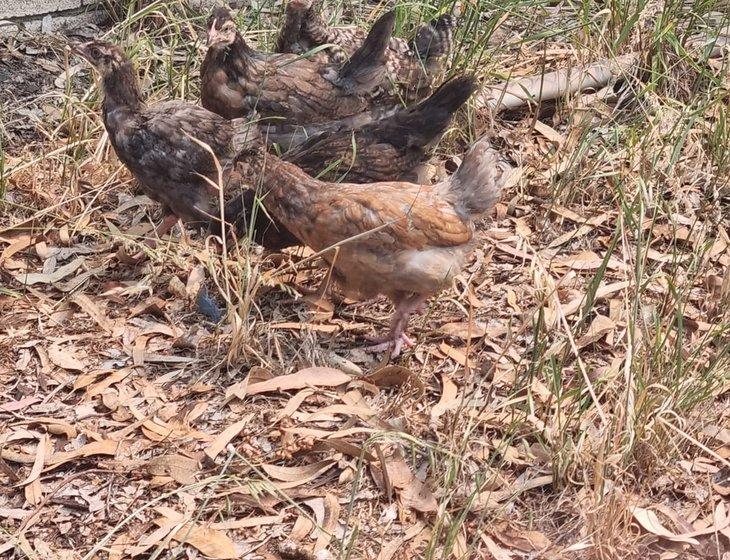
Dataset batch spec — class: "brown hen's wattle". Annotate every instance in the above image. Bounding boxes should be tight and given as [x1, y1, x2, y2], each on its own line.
[233, 137, 513, 356]
[276, 0, 456, 100]
[73, 40, 296, 250]
[200, 6, 396, 125]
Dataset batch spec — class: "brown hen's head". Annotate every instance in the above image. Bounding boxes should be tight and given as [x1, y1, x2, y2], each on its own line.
[207, 7, 237, 49]
[72, 41, 127, 77]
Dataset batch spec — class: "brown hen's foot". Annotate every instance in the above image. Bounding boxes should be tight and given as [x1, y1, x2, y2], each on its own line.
[364, 333, 415, 358]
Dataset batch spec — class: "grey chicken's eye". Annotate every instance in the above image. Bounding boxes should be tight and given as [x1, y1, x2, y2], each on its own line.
[91, 47, 102, 59]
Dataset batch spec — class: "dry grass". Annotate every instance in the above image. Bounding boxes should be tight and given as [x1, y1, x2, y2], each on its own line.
[0, 0, 729, 559]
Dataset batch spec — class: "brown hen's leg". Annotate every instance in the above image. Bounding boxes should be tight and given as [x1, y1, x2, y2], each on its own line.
[365, 293, 430, 358]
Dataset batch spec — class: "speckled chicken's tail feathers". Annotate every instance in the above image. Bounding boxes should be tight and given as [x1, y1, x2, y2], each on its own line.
[442, 137, 512, 217]
[381, 75, 476, 149]
[413, 14, 456, 60]
[335, 10, 395, 94]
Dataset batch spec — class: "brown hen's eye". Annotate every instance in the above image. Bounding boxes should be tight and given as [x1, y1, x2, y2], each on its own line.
[91, 47, 102, 58]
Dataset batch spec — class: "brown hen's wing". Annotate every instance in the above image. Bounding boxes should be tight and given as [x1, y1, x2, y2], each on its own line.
[298, 184, 473, 253]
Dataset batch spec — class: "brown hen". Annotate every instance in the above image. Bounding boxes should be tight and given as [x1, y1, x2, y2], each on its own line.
[200, 6, 396, 125]
[276, 0, 456, 100]
[234, 138, 512, 356]
[222, 76, 476, 252]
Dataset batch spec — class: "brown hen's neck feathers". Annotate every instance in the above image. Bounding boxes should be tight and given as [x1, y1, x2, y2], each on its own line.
[101, 61, 144, 112]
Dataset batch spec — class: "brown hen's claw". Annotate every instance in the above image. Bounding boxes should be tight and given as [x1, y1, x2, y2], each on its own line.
[364, 333, 415, 358]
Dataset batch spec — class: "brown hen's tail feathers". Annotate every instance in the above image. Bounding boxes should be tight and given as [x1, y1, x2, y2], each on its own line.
[441, 138, 512, 217]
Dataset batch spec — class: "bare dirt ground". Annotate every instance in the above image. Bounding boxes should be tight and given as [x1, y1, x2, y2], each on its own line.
[1, 4, 729, 559]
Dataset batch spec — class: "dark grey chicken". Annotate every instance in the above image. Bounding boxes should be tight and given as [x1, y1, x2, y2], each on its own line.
[73, 40, 296, 249]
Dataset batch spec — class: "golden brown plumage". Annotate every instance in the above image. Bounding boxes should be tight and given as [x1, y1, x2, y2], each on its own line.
[235, 138, 512, 356]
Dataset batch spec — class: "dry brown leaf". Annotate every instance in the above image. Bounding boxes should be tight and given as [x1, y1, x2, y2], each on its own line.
[186, 265, 206, 298]
[71, 293, 114, 333]
[0, 234, 35, 263]
[86, 368, 133, 398]
[576, 314, 615, 349]
[147, 454, 199, 485]
[271, 322, 340, 333]
[288, 515, 314, 542]
[46, 439, 119, 470]
[315, 438, 376, 462]
[533, 120, 565, 145]
[439, 321, 488, 340]
[632, 506, 700, 545]
[481, 534, 514, 560]
[314, 493, 340, 551]
[247, 367, 351, 395]
[0, 396, 40, 412]
[16, 434, 47, 488]
[372, 452, 438, 513]
[363, 366, 425, 395]
[261, 460, 336, 483]
[171, 524, 237, 559]
[377, 522, 426, 560]
[12, 257, 84, 285]
[562, 281, 631, 318]
[431, 375, 460, 422]
[210, 515, 283, 530]
[47, 342, 86, 371]
[275, 389, 315, 422]
[205, 415, 253, 460]
[22, 418, 77, 439]
[438, 343, 472, 367]
[496, 527, 551, 552]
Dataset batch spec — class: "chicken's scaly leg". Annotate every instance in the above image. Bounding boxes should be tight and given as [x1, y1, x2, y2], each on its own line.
[123, 213, 179, 263]
[365, 293, 430, 358]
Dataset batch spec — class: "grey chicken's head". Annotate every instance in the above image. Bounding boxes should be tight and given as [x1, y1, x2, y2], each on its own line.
[206, 7, 238, 49]
[72, 41, 127, 78]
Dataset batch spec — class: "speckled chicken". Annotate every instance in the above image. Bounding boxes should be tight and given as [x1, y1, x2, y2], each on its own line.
[283, 75, 476, 183]
[276, 0, 456, 100]
[72, 40, 297, 250]
[233, 138, 512, 356]
[201, 6, 396, 125]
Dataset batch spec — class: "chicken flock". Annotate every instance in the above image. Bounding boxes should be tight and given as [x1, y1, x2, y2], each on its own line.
[72, 2, 513, 358]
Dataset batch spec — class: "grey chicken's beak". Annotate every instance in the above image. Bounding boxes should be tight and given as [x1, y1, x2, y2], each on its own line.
[206, 21, 221, 47]
[69, 41, 90, 61]
[207, 20, 234, 48]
